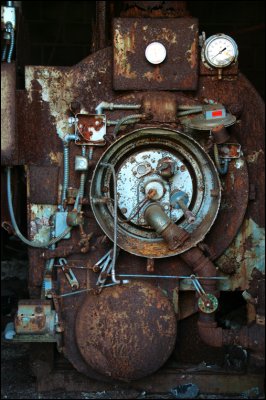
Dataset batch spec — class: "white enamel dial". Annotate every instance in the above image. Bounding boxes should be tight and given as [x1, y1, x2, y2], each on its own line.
[145, 42, 167, 65]
[202, 34, 238, 68]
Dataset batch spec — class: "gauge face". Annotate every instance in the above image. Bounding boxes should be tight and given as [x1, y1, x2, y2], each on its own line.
[145, 42, 167, 65]
[203, 34, 238, 68]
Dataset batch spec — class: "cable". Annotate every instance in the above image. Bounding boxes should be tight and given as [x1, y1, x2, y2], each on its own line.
[113, 114, 146, 139]
[7, 167, 71, 248]
[7, 26, 14, 63]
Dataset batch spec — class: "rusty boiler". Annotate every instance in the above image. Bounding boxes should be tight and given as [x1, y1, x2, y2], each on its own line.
[1, 0, 265, 395]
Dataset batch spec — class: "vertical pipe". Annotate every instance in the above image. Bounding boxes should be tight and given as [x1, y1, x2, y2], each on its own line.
[96, 1, 106, 50]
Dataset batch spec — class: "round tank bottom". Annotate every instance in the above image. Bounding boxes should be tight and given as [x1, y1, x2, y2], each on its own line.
[75, 281, 177, 381]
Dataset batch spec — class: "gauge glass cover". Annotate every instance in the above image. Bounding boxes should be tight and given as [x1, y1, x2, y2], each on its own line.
[204, 34, 238, 68]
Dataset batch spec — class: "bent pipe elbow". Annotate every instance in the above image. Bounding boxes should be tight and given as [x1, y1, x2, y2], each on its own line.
[181, 247, 264, 357]
[198, 320, 265, 355]
[180, 247, 218, 295]
[144, 203, 190, 250]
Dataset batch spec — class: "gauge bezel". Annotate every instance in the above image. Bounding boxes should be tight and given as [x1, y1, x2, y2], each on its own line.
[202, 34, 238, 69]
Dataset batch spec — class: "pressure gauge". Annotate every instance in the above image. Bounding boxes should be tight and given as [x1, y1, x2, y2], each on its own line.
[202, 34, 238, 68]
[145, 42, 167, 65]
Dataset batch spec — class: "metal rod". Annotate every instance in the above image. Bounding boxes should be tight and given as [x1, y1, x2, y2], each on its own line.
[99, 163, 120, 284]
[59, 283, 117, 297]
[117, 274, 227, 280]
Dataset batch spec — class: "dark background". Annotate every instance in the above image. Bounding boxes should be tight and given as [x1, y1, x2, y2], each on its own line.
[19, 1, 265, 98]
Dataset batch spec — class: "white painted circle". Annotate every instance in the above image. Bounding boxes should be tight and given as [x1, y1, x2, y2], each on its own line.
[145, 42, 167, 65]
[144, 180, 165, 200]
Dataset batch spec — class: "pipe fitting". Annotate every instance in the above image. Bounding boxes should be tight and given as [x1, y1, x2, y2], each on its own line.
[197, 320, 223, 347]
[144, 203, 190, 250]
[180, 247, 218, 295]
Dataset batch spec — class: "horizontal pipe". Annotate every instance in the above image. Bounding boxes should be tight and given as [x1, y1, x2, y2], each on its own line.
[95, 101, 141, 115]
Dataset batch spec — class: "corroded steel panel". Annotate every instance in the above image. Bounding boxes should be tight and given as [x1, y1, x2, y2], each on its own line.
[28, 166, 60, 204]
[113, 18, 199, 90]
[1, 62, 18, 165]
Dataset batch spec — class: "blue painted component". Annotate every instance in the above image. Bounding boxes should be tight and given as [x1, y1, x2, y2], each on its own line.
[55, 212, 71, 239]
[170, 190, 189, 209]
[204, 107, 226, 120]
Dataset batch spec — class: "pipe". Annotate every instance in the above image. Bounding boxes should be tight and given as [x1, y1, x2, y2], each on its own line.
[177, 105, 203, 111]
[113, 113, 146, 138]
[144, 202, 190, 250]
[100, 162, 120, 284]
[107, 119, 139, 126]
[95, 101, 141, 115]
[180, 247, 218, 297]
[60, 133, 78, 210]
[177, 109, 203, 117]
[61, 142, 70, 208]
[95, 0, 106, 51]
[1, 43, 7, 62]
[180, 246, 265, 360]
[213, 143, 229, 175]
[64, 134, 77, 142]
[7, 167, 71, 248]
[74, 146, 93, 211]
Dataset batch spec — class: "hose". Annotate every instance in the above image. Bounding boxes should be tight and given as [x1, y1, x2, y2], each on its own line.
[113, 114, 146, 139]
[74, 146, 92, 211]
[213, 143, 229, 175]
[7, 26, 14, 63]
[6, 167, 71, 248]
[61, 142, 70, 208]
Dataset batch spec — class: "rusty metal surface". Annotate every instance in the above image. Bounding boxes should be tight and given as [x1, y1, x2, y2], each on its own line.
[17, 82, 63, 166]
[28, 166, 60, 204]
[8, 13, 264, 386]
[204, 145, 249, 262]
[142, 93, 177, 122]
[96, 1, 107, 51]
[20, 49, 262, 292]
[75, 114, 106, 145]
[121, 1, 190, 18]
[113, 18, 198, 90]
[90, 126, 221, 258]
[37, 365, 265, 395]
[75, 281, 176, 381]
[60, 254, 187, 381]
[14, 299, 55, 335]
[200, 61, 239, 76]
[1, 62, 18, 165]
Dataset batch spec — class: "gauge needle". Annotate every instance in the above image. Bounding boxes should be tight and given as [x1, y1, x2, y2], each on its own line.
[211, 47, 226, 59]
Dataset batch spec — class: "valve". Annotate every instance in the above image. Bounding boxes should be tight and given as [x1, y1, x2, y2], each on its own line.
[170, 190, 195, 224]
[190, 274, 218, 313]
